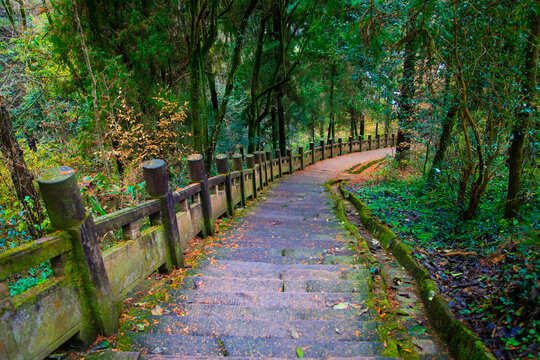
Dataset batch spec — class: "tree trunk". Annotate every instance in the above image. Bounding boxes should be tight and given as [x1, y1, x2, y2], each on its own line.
[349, 107, 357, 138]
[205, 0, 258, 167]
[277, 92, 286, 155]
[426, 99, 458, 185]
[188, 1, 204, 155]
[327, 64, 336, 141]
[271, 103, 278, 151]
[206, 64, 219, 112]
[359, 111, 365, 138]
[0, 100, 44, 237]
[396, 37, 416, 161]
[505, 9, 539, 218]
[72, 0, 110, 176]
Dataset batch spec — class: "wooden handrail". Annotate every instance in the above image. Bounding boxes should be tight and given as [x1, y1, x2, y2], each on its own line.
[0, 235, 72, 281]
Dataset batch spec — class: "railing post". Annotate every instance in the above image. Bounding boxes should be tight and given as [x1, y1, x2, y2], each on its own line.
[320, 140, 325, 160]
[217, 154, 234, 217]
[359, 135, 363, 152]
[287, 148, 294, 174]
[385, 133, 389, 147]
[329, 139, 334, 158]
[188, 154, 215, 237]
[246, 154, 257, 199]
[261, 151, 269, 186]
[338, 138, 342, 155]
[377, 134, 381, 149]
[143, 159, 185, 269]
[0, 280, 11, 309]
[348, 136, 353, 153]
[266, 150, 274, 181]
[276, 150, 282, 177]
[299, 146, 304, 170]
[368, 135, 372, 150]
[232, 154, 246, 207]
[310, 142, 315, 165]
[254, 152, 263, 190]
[392, 133, 396, 147]
[38, 167, 118, 341]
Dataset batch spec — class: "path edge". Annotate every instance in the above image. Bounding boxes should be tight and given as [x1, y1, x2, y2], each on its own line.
[325, 180, 420, 360]
[338, 183, 496, 360]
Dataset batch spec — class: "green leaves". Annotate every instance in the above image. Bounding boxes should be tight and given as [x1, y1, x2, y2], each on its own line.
[296, 348, 304, 358]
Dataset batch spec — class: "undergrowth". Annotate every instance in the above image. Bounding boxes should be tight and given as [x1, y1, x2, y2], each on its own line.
[346, 155, 539, 359]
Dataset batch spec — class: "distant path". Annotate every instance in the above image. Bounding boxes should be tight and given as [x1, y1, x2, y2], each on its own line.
[114, 147, 429, 359]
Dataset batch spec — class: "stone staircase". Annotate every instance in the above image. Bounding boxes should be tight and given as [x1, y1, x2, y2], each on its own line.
[112, 171, 401, 360]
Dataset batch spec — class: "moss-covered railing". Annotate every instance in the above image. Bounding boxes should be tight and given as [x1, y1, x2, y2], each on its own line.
[0, 134, 395, 360]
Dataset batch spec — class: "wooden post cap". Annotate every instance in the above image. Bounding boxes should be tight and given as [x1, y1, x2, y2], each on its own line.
[265, 150, 272, 160]
[188, 154, 206, 182]
[254, 152, 262, 164]
[216, 154, 229, 174]
[275, 149, 281, 158]
[38, 166, 86, 229]
[246, 154, 255, 168]
[232, 154, 243, 171]
[142, 159, 168, 197]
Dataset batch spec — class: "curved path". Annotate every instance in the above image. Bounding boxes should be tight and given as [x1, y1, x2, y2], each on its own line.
[112, 148, 439, 359]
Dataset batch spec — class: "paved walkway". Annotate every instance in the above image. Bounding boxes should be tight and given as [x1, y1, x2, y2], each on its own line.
[112, 148, 440, 359]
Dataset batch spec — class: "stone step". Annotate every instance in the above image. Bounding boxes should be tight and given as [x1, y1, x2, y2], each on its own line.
[144, 315, 382, 341]
[184, 276, 283, 292]
[168, 290, 370, 309]
[156, 302, 379, 322]
[125, 332, 388, 358]
[222, 232, 353, 244]
[209, 247, 356, 264]
[245, 212, 337, 222]
[218, 239, 349, 250]
[142, 356, 398, 360]
[182, 276, 370, 293]
[250, 201, 333, 210]
[193, 261, 368, 280]
[238, 218, 342, 230]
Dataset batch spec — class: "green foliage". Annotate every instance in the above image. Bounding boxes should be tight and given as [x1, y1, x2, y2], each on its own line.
[8, 261, 52, 297]
[347, 165, 537, 252]
[79, 172, 147, 217]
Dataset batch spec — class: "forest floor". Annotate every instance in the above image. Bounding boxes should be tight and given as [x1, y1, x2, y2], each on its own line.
[344, 158, 539, 360]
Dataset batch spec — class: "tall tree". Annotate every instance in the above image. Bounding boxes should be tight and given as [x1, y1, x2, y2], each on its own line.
[0, 100, 44, 237]
[505, 8, 539, 218]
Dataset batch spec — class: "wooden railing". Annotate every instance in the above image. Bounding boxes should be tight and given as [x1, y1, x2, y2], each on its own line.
[0, 134, 396, 360]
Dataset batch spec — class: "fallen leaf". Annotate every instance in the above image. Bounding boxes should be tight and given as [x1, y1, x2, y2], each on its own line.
[333, 302, 349, 309]
[296, 348, 304, 358]
[151, 305, 163, 316]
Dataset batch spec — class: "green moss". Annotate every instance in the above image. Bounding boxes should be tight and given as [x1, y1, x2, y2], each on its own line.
[343, 184, 496, 360]
[327, 181, 419, 360]
[347, 158, 384, 174]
